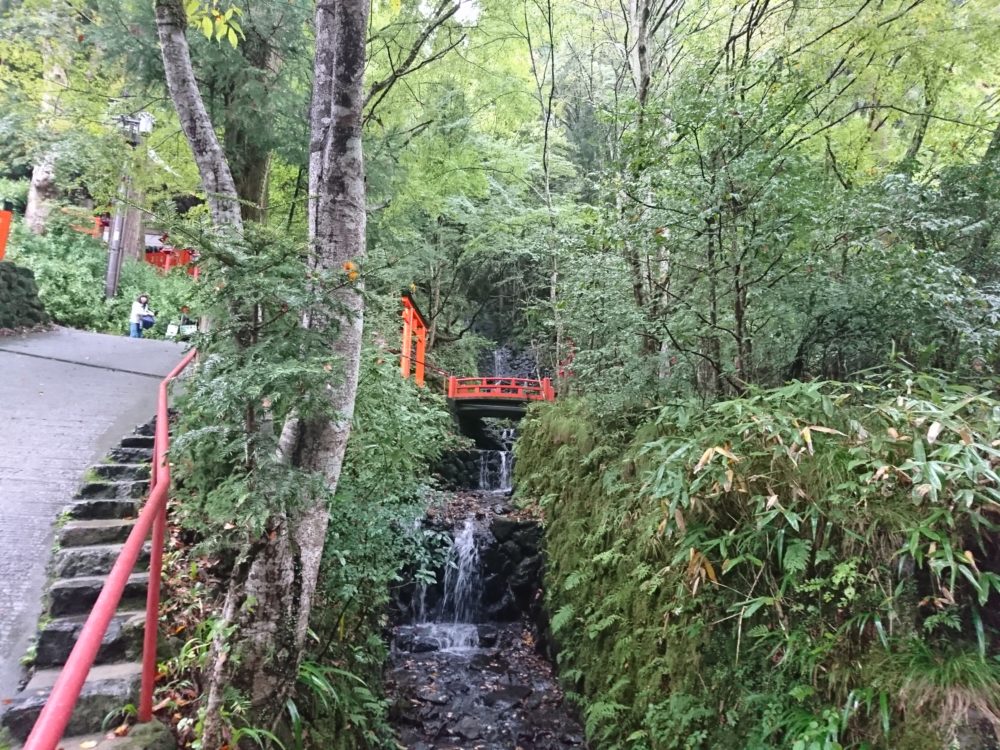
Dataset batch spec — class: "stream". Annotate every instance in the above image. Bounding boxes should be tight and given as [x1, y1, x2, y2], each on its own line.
[388, 446, 586, 749]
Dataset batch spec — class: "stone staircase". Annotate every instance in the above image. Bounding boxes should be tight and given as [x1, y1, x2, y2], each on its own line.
[2, 426, 157, 744]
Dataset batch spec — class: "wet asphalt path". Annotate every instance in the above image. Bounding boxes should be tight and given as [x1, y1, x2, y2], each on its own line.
[0, 327, 182, 712]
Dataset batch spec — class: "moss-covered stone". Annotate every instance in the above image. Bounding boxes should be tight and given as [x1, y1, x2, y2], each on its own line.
[119, 720, 176, 750]
[0, 261, 48, 329]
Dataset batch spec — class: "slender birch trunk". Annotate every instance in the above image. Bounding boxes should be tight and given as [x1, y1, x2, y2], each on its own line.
[154, 0, 242, 229]
[154, 0, 369, 740]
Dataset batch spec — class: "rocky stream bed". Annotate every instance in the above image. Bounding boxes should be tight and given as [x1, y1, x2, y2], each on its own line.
[387, 446, 585, 749]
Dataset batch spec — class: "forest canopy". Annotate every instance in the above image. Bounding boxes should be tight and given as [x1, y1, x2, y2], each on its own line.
[2, 0, 1000, 747]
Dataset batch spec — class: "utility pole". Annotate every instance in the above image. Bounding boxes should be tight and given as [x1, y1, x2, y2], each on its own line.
[104, 175, 129, 298]
[104, 112, 153, 299]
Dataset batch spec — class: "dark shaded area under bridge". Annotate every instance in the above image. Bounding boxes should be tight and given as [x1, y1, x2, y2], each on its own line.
[446, 377, 555, 449]
[452, 399, 530, 449]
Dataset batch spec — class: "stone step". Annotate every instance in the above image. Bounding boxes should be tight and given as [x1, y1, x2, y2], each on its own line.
[92, 464, 151, 482]
[77, 480, 149, 500]
[68, 498, 139, 521]
[0, 663, 142, 742]
[120, 434, 155, 449]
[108, 446, 154, 464]
[34, 610, 145, 669]
[48, 573, 150, 617]
[60, 519, 138, 548]
[53, 543, 150, 578]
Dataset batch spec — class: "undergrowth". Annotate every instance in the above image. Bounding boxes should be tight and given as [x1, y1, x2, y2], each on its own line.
[151, 225, 455, 748]
[5, 222, 195, 335]
[517, 370, 1000, 750]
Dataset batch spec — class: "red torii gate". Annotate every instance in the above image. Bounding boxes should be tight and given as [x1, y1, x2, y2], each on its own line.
[400, 292, 428, 387]
[398, 291, 555, 403]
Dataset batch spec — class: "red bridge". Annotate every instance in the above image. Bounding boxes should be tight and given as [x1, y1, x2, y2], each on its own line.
[399, 293, 555, 445]
[447, 376, 555, 402]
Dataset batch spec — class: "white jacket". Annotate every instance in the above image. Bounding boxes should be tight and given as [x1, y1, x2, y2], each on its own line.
[129, 301, 151, 324]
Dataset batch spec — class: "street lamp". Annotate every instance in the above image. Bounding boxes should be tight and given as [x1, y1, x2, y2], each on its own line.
[105, 112, 154, 298]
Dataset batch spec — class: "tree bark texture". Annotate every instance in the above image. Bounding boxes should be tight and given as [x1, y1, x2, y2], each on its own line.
[225, 0, 371, 723]
[25, 155, 59, 234]
[25, 62, 67, 234]
[296, 0, 371, 634]
[153, 0, 365, 736]
[154, 0, 243, 229]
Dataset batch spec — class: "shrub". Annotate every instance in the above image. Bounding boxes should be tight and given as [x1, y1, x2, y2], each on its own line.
[517, 371, 1000, 749]
[5, 222, 195, 335]
[0, 178, 29, 213]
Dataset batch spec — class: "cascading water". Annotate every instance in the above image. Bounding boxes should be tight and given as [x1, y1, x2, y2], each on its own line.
[492, 347, 512, 377]
[389, 424, 585, 748]
[478, 450, 512, 493]
[477, 425, 517, 493]
[440, 519, 481, 623]
[404, 518, 485, 651]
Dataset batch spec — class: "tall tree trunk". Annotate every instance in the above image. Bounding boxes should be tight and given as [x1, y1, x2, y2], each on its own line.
[154, 0, 242, 229]
[222, 0, 371, 730]
[298, 0, 370, 516]
[25, 155, 59, 234]
[25, 62, 67, 234]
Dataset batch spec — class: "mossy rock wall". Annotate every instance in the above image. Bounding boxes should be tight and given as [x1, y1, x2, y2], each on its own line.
[0, 261, 48, 329]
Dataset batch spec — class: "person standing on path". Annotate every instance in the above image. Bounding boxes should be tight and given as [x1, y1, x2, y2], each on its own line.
[128, 294, 152, 338]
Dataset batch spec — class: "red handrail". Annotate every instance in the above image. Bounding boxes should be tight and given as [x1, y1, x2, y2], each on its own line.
[447, 376, 555, 401]
[23, 347, 197, 750]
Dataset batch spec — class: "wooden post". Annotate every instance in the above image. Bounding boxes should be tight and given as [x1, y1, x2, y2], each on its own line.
[414, 319, 426, 387]
[0, 210, 12, 261]
[542, 377, 555, 401]
[400, 306, 412, 379]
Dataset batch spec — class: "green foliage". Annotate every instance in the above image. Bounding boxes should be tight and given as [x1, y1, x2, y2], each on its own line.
[0, 178, 28, 212]
[162, 222, 454, 747]
[5, 222, 195, 334]
[517, 370, 1000, 749]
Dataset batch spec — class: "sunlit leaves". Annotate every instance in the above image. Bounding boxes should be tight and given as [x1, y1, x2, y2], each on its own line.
[183, 0, 244, 46]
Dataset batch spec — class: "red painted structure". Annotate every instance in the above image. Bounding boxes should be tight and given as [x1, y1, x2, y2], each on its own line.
[145, 248, 199, 279]
[22, 348, 198, 750]
[400, 293, 427, 387]
[0, 209, 12, 261]
[71, 216, 105, 239]
[447, 376, 555, 402]
[398, 292, 555, 402]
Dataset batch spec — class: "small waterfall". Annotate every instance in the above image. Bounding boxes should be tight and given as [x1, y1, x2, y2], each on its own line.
[404, 518, 484, 651]
[440, 519, 481, 623]
[478, 450, 513, 493]
[499, 426, 517, 451]
[492, 347, 511, 377]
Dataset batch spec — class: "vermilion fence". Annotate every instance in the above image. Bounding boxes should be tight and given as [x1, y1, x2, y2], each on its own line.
[145, 249, 199, 279]
[23, 348, 198, 750]
[447, 376, 555, 401]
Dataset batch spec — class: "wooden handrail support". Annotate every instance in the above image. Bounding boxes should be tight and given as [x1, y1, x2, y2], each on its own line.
[0, 209, 12, 261]
[22, 347, 198, 750]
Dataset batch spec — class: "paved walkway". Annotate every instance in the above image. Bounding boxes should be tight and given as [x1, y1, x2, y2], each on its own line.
[0, 327, 182, 709]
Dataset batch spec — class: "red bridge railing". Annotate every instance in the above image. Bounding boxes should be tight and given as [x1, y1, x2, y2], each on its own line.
[447, 376, 555, 401]
[23, 348, 198, 750]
